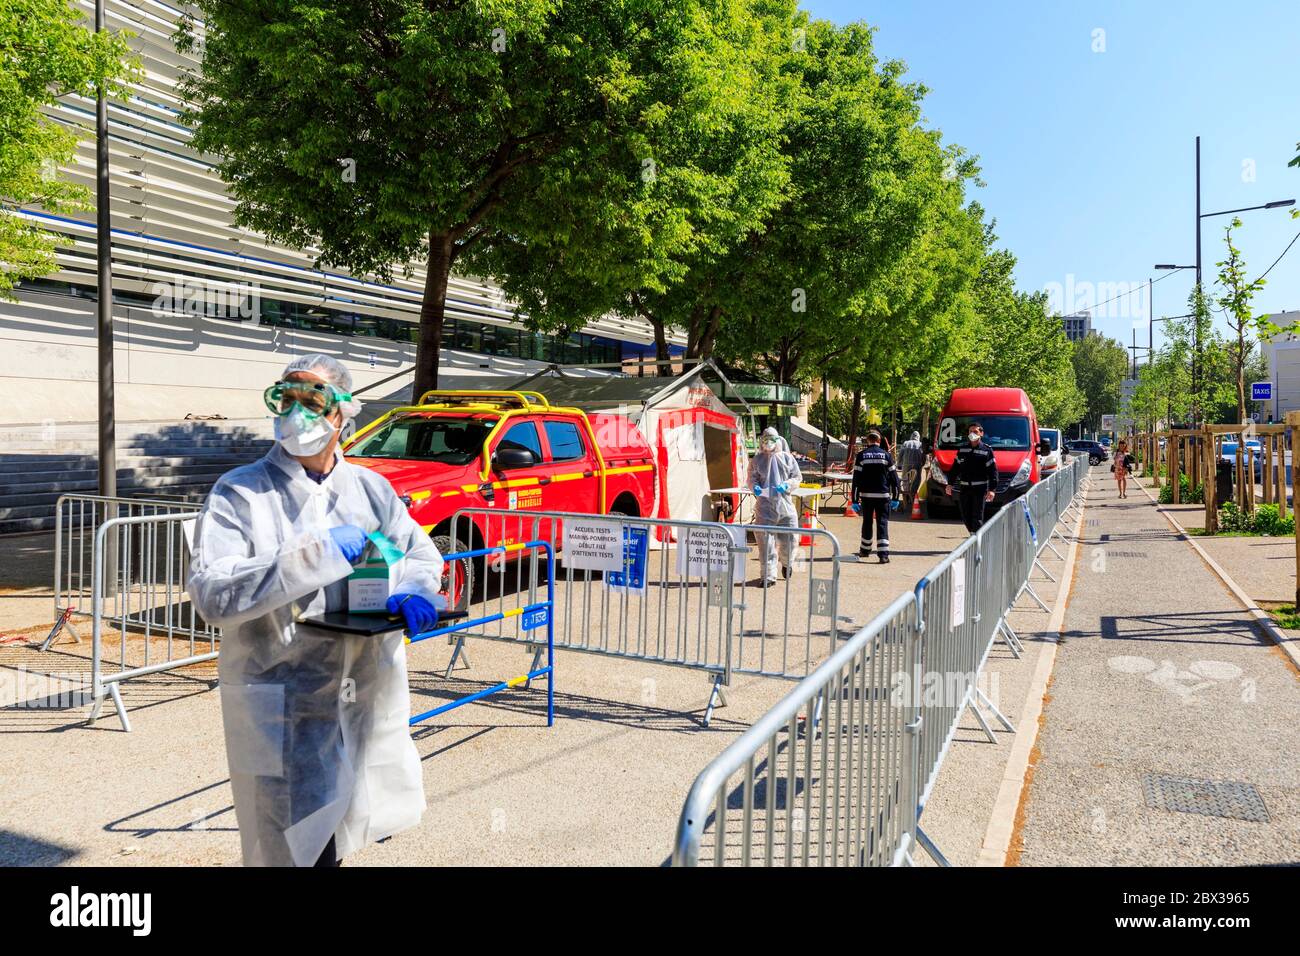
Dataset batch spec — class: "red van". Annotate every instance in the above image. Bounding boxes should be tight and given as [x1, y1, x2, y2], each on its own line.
[925, 387, 1051, 517]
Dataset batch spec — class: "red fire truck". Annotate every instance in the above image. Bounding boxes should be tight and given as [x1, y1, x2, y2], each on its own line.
[344, 390, 656, 608]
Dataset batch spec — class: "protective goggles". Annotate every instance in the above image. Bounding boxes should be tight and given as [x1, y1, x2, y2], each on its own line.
[263, 380, 351, 417]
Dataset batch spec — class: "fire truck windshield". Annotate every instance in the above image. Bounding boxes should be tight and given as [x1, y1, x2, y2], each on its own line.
[349, 415, 495, 464]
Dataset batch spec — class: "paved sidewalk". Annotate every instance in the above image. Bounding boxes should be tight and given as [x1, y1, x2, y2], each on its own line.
[1015, 468, 1300, 865]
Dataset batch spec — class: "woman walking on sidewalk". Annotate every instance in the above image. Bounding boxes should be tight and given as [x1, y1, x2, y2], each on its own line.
[1112, 440, 1135, 498]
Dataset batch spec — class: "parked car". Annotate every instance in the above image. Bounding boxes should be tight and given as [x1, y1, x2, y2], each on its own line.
[1215, 439, 1286, 484]
[1066, 439, 1109, 465]
[1252, 448, 1293, 483]
[925, 387, 1050, 517]
[344, 390, 657, 609]
[1038, 427, 1063, 476]
[1218, 439, 1262, 464]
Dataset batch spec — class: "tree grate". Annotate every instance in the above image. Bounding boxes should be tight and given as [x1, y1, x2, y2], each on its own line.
[1142, 773, 1269, 823]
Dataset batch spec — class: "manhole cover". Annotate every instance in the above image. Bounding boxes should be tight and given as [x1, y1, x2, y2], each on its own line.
[1106, 550, 1148, 558]
[1142, 773, 1269, 823]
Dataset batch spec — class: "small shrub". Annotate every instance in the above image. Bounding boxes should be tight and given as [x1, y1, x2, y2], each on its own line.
[1213, 501, 1296, 536]
[1218, 501, 1249, 532]
[1158, 473, 1203, 504]
[1253, 504, 1295, 536]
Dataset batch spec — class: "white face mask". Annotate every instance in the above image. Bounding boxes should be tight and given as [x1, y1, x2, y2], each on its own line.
[762, 439, 778, 452]
[275, 405, 338, 457]
[968, 432, 980, 443]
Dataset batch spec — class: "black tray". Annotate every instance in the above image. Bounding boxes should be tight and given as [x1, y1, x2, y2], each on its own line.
[302, 610, 468, 635]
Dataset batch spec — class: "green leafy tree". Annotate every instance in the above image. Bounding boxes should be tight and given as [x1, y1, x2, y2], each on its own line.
[0, 0, 135, 297]
[711, 21, 962, 385]
[1214, 217, 1296, 425]
[1130, 340, 1191, 428]
[1068, 331, 1128, 432]
[808, 394, 853, 438]
[835, 196, 984, 439]
[1184, 284, 1220, 424]
[466, 0, 798, 368]
[952, 230, 1084, 427]
[179, 0, 767, 395]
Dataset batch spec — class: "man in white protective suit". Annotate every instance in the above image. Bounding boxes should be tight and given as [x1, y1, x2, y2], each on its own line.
[189, 354, 444, 867]
[746, 427, 803, 586]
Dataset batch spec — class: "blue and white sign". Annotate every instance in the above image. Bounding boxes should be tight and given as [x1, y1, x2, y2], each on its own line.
[606, 526, 649, 593]
[521, 606, 549, 631]
[1251, 381, 1272, 402]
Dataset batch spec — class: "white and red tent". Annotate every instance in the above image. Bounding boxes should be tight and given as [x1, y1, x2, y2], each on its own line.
[510, 361, 752, 539]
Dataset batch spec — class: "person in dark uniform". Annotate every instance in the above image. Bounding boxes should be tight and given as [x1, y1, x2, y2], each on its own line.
[852, 430, 900, 562]
[944, 421, 999, 533]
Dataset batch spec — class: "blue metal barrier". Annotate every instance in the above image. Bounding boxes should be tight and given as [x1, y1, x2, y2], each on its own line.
[407, 541, 555, 728]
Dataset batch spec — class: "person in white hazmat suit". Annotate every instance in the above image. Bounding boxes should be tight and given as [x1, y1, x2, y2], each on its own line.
[188, 355, 444, 867]
[746, 427, 803, 586]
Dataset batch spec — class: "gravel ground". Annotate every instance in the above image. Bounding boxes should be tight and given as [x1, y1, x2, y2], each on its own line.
[1015, 467, 1300, 866]
[1, 507, 985, 867]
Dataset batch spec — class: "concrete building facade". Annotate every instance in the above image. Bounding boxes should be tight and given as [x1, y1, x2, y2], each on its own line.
[1061, 312, 1093, 342]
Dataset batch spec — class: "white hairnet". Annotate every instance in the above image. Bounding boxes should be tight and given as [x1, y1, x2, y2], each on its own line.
[282, 354, 364, 420]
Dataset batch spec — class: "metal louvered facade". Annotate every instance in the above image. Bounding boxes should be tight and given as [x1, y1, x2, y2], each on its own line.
[12, 0, 676, 357]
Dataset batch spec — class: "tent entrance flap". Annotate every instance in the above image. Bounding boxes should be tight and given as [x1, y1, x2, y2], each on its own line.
[704, 423, 735, 492]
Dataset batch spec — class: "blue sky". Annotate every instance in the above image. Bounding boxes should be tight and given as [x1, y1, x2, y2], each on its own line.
[804, 0, 1300, 354]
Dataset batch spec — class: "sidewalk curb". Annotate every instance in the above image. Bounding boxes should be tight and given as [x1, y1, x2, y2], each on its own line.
[1136, 480, 1300, 673]
[975, 479, 1087, 867]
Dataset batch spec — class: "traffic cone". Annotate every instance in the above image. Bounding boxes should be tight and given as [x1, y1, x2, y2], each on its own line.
[910, 495, 923, 520]
[800, 510, 815, 547]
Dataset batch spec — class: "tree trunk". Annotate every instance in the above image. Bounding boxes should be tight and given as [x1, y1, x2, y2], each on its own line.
[413, 231, 455, 400]
[1236, 335, 1247, 428]
[653, 320, 673, 377]
[692, 305, 723, 359]
[776, 341, 800, 384]
[845, 388, 862, 467]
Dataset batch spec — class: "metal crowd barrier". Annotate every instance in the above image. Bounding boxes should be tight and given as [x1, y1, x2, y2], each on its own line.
[408, 541, 555, 728]
[45, 492, 209, 650]
[672, 589, 921, 867]
[673, 459, 1087, 866]
[449, 507, 845, 724]
[85, 513, 217, 732]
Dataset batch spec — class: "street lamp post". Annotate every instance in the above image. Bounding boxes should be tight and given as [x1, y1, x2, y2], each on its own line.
[1154, 137, 1295, 428]
[95, 0, 115, 503]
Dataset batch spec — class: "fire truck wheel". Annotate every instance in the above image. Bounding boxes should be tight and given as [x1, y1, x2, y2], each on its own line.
[433, 533, 473, 613]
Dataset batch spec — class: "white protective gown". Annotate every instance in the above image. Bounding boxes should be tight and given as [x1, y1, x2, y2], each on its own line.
[188, 443, 443, 866]
[746, 437, 803, 580]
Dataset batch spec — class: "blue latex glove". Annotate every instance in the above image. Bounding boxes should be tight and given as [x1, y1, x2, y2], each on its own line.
[890, 499, 901, 512]
[329, 524, 367, 563]
[776, 482, 790, 494]
[753, 484, 763, 496]
[387, 593, 438, 635]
